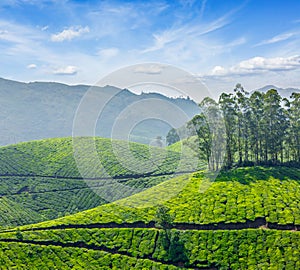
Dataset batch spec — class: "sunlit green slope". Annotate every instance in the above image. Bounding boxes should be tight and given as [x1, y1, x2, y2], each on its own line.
[0, 137, 200, 228]
[21, 166, 300, 228]
[0, 167, 299, 269]
[0, 197, 42, 228]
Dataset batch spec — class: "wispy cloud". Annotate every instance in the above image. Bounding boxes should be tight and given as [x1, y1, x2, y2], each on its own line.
[41, 25, 49, 31]
[0, 20, 38, 44]
[51, 26, 89, 42]
[141, 15, 231, 53]
[0, 0, 64, 7]
[199, 0, 207, 18]
[97, 48, 119, 59]
[0, 19, 48, 58]
[141, 2, 245, 56]
[255, 32, 297, 46]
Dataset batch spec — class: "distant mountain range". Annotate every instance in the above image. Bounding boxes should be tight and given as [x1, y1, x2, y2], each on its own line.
[0, 77, 199, 146]
[1, 77, 299, 147]
[255, 85, 300, 98]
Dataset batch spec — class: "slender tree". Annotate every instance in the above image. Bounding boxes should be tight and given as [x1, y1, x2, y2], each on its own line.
[168, 87, 300, 169]
[219, 93, 237, 168]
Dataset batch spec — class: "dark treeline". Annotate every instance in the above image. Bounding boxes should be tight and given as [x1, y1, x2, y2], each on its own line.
[167, 84, 300, 170]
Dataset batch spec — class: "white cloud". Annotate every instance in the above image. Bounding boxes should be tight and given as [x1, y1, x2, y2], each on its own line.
[206, 55, 300, 78]
[233, 55, 300, 73]
[53, 65, 78, 75]
[256, 32, 297, 46]
[27, 63, 37, 69]
[51, 26, 89, 42]
[211, 65, 226, 75]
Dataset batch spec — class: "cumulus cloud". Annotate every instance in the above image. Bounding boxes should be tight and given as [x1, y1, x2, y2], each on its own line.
[53, 65, 78, 75]
[211, 65, 226, 75]
[27, 63, 37, 69]
[233, 55, 300, 72]
[51, 26, 89, 42]
[207, 55, 300, 77]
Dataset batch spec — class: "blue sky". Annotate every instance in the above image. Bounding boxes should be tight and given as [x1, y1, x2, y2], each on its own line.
[1, 0, 300, 94]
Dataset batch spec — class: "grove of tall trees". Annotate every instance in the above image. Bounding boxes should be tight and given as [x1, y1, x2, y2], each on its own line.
[167, 85, 300, 170]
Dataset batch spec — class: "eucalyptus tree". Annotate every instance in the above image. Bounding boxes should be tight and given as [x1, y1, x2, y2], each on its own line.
[233, 83, 250, 164]
[288, 93, 300, 162]
[263, 89, 285, 163]
[219, 93, 237, 168]
[249, 91, 265, 163]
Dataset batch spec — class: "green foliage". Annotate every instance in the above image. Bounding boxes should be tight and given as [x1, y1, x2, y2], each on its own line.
[0, 167, 299, 268]
[0, 137, 202, 228]
[0, 197, 42, 228]
[0, 137, 198, 178]
[0, 241, 182, 269]
[0, 228, 298, 269]
[166, 128, 180, 145]
[155, 205, 174, 229]
[17, 167, 300, 231]
[176, 87, 300, 169]
[15, 229, 23, 241]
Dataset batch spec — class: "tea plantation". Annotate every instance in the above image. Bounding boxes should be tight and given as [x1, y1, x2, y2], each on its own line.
[0, 167, 299, 269]
[0, 137, 201, 228]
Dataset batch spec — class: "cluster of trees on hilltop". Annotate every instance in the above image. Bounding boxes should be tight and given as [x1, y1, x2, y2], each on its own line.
[167, 84, 300, 169]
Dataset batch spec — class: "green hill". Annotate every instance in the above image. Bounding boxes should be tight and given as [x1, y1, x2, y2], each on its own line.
[0, 137, 201, 228]
[0, 167, 299, 269]
[0, 197, 42, 228]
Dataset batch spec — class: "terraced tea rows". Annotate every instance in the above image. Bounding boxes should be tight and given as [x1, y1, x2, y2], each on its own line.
[0, 167, 299, 269]
[0, 228, 299, 269]
[0, 242, 183, 270]
[0, 197, 42, 228]
[0, 137, 199, 178]
[0, 137, 202, 227]
[19, 167, 299, 230]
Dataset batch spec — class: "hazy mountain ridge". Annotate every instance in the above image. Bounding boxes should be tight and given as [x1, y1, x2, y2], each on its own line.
[0, 77, 199, 146]
[255, 84, 300, 98]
